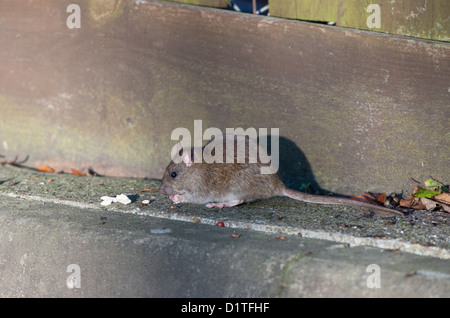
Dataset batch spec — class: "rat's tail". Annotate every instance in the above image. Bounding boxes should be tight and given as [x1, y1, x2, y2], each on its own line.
[282, 188, 403, 216]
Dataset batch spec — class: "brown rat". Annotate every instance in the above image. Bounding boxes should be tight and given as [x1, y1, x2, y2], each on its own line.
[160, 134, 402, 215]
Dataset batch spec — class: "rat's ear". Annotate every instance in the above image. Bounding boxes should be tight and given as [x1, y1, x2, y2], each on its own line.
[181, 149, 193, 167]
[171, 142, 193, 166]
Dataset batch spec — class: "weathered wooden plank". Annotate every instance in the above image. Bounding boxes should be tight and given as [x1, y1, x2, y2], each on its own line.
[296, 0, 337, 22]
[164, 0, 228, 8]
[268, 0, 297, 19]
[270, 0, 450, 42]
[0, 0, 448, 195]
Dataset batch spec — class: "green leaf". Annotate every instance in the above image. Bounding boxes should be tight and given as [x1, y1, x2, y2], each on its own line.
[413, 188, 441, 198]
[424, 178, 439, 188]
[299, 183, 311, 193]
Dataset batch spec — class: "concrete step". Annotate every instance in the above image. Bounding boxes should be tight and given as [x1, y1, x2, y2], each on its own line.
[0, 165, 449, 297]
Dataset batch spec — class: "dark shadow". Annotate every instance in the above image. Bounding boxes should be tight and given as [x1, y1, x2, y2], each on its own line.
[226, 0, 269, 15]
[259, 135, 326, 195]
[127, 194, 140, 203]
[0, 178, 14, 185]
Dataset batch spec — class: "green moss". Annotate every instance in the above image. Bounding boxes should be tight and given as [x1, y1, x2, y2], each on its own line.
[0, 95, 54, 155]
[87, 0, 125, 27]
[0, 90, 158, 173]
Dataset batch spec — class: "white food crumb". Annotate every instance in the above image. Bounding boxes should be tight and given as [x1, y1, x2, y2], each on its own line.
[100, 194, 131, 206]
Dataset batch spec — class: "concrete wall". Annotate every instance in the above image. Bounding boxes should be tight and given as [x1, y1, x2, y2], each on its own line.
[0, 0, 448, 195]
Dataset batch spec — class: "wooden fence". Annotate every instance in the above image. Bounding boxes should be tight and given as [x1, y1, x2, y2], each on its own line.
[167, 0, 450, 42]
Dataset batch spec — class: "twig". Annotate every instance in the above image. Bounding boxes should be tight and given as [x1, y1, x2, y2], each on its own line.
[138, 188, 159, 193]
[1, 154, 36, 171]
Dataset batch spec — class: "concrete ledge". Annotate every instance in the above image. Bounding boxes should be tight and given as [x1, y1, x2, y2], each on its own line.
[2, 194, 449, 297]
[0, 165, 449, 297]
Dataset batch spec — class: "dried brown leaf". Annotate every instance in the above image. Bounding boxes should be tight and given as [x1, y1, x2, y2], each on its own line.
[352, 192, 387, 207]
[442, 204, 450, 213]
[420, 197, 438, 211]
[399, 197, 426, 210]
[376, 192, 386, 204]
[433, 193, 450, 205]
[37, 165, 55, 173]
[71, 168, 87, 176]
[138, 188, 159, 193]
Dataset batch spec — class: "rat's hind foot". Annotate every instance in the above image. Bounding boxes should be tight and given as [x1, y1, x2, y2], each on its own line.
[206, 200, 244, 209]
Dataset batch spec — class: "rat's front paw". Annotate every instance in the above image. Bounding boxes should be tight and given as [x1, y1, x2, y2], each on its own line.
[170, 194, 185, 204]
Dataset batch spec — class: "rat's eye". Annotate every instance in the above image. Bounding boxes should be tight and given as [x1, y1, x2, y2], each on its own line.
[170, 171, 177, 178]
